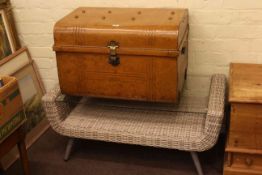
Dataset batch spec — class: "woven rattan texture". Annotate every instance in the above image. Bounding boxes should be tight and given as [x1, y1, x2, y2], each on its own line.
[42, 74, 226, 152]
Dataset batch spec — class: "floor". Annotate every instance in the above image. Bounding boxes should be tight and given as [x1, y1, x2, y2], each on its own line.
[6, 129, 225, 175]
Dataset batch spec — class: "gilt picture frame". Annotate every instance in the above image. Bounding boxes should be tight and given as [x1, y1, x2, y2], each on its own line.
[0, 9, 15, 60]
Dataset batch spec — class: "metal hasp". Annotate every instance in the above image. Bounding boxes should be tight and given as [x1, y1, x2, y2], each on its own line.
[107, 40, 120, 66]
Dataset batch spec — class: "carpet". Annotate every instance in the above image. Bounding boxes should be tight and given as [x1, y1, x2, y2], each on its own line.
[6, 129, 225, 175]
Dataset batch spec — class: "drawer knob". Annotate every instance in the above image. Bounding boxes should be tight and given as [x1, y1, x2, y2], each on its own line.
[245, 158, 253, 166]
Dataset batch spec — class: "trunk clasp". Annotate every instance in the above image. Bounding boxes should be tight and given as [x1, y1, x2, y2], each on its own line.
[107, 41, 120, 66]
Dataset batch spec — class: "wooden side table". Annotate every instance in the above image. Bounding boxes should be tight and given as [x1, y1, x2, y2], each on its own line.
[0, 125, 30, 175]
[224, 63, 262, 175]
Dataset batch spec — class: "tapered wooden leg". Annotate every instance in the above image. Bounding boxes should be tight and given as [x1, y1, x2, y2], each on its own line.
[64, 138, 75, 161]
[190, 152, 204, 175]
[17, 139, 30, 175]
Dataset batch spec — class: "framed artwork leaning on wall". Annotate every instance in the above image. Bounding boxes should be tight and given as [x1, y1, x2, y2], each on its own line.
[0, 47, 49, 169]
[0, 9, 15, 60]
[0, 47, 46, 132]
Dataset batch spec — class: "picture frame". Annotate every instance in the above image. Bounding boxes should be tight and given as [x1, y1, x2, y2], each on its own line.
[0, 8, 15, 60]
[0, 47, 46, 131]
[0, 0, 21, 50]
[0, 47, 49, 169]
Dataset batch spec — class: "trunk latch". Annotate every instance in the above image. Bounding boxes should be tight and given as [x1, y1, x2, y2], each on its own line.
[107, 41, 120, 66]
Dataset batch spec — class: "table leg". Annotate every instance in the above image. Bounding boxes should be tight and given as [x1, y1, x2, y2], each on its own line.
[17, 139, 30, 175]
[0, 162, 4, 173]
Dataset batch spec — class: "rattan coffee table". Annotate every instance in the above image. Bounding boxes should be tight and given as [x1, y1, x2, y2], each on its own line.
[42, 74, 226, 175]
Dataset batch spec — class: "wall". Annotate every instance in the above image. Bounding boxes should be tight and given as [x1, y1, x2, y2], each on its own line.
[10, 0, 262, 96]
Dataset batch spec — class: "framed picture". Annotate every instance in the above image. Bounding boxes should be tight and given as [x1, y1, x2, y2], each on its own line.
[0, 47, 48, 169]
[0, 47, 46, 132]
[1, 0, 21, 50]
[0, 9, 15, 60]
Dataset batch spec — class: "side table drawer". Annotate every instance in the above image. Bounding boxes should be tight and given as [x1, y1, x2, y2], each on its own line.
[231, 153, 262, 171]
[228, 131, 257, 149]
[224, 169, 262, 175]
[230, 103, 262, 133]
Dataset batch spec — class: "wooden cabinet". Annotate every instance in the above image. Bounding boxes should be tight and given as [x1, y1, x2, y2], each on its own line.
[224, 63, 262, 175]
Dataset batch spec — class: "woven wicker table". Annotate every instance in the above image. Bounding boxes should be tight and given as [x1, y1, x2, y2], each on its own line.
[42, 74, 226, 175]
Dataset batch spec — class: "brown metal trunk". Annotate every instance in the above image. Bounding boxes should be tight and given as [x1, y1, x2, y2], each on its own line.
[54, 7, 189, 103]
